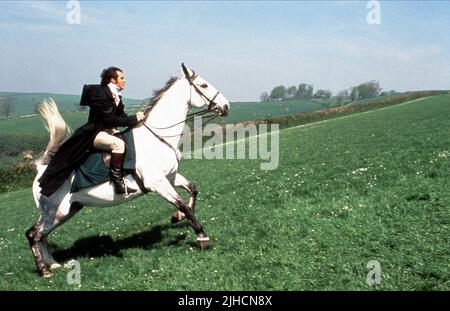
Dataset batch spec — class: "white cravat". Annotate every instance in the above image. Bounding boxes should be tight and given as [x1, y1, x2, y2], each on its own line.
[108, 82, 123, 106]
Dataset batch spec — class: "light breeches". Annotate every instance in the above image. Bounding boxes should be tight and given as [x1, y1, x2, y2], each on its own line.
[93, 130, 125, 154]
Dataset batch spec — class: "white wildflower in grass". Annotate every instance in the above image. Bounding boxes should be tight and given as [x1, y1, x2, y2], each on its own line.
[352, 167, 369, 174]
[438, 151, 450, 158]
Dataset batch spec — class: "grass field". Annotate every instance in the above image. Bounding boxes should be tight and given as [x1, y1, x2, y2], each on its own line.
[0, 95, 449, 290]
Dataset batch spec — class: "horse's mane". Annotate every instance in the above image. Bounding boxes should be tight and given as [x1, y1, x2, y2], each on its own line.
[144, 76, 178, 115]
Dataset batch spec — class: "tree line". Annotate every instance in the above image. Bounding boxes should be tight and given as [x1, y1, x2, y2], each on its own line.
[260, 81, 393, 105]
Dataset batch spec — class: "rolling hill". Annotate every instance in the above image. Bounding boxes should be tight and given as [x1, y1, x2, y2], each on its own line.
[0, 95, 448, 290]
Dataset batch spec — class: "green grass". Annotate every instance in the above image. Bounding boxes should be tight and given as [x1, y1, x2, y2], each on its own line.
[0, 111, 87, 135]
[0, 95, 449, 290]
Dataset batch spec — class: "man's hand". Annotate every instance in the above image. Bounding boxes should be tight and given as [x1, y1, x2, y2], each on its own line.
[136, 111, 146, 122]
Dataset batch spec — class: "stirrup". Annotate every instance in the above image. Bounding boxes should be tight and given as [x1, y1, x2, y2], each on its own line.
[123, 179, 137, 195]
[112, 181, 137, 195]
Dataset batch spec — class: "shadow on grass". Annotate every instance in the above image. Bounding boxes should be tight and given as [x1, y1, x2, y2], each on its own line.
[52, 222, 188, 262]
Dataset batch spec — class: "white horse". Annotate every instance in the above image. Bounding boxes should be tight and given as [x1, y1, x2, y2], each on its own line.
[26, 63, 230, 277]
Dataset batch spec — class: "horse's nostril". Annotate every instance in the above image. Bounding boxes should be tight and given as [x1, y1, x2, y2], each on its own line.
[221, 106, 229, 116]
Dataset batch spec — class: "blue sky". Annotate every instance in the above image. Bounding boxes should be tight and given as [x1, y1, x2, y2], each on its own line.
[0, 1, 449, 101]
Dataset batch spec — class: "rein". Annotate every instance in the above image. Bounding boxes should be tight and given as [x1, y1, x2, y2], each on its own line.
[148, 109, 212, 130]
[142, 69, 222, 139]
[139, 69, 223, 158]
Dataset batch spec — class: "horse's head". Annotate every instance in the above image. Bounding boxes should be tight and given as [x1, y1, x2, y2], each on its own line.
[181, 63, 230, 117]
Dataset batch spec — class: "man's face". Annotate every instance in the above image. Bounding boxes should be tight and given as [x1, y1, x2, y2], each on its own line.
[112, 71, 126, 90]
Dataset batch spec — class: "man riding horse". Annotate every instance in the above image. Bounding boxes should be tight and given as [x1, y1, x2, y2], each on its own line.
[28, 63, 230, 277]
[38, 67, 146, 196]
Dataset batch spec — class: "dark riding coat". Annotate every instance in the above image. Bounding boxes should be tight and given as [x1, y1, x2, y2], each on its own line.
[38, 84, 140, 197]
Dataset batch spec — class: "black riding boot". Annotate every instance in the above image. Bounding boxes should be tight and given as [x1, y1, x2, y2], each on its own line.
[110, 153, 137, 194]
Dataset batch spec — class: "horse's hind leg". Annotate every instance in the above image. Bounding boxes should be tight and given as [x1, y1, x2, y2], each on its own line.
[42, 202, 83, 269]
[26, 201, 83, 277]
[26, 218, 52, 277]
[151, 178, 210, 248]
[41, 237, 61, 270]
[40, 202, 83, 270]
[171, 173, 198, 223]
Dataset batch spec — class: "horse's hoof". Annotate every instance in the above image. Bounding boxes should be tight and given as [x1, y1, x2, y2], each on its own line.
[197, 236, 212, 249]
[49, 263, 62, 270]
[171, 211, 185, 224]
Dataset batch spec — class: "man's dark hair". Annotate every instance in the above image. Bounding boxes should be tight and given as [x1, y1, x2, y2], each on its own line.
[100, 67, 123, 86]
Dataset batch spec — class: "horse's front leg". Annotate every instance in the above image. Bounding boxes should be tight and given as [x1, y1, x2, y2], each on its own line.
[171, 173, 198, 223]
[149, 178, 210, 248]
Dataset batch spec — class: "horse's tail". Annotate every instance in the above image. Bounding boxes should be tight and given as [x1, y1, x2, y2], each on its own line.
[36, 98, 72, 167]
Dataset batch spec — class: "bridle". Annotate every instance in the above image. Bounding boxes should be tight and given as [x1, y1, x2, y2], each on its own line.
[186, 71, 222, 116]
[141, 66, 225, 139]
[139, 69, 223, 159]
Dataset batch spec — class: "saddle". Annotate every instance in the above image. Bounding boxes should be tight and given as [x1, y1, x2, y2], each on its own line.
[70, 130, 137, 193]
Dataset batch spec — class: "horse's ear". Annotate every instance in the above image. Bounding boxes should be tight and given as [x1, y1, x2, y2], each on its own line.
[181, 63, 191, 79]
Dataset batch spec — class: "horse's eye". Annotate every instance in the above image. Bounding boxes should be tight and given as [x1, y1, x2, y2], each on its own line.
[200, 84, 208, 88]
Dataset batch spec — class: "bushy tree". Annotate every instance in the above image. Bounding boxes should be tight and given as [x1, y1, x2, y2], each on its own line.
[351, 81, 381, 101]
[350, 87, 359, 102]
[314, 89, 332, 100]
[296, 83, 308, 99]
[306, 85, 314, 99]
[260, 92, 270, 102]
[270, 85, 286, 100]
[295, 84, 314, 99]
[358, 81, 381, 99]
[287, 86, 297, 98]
